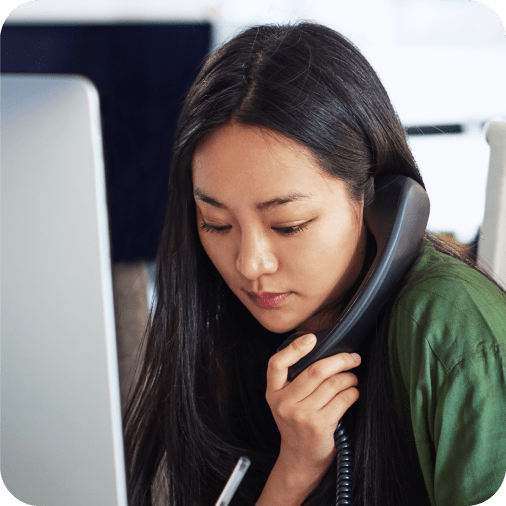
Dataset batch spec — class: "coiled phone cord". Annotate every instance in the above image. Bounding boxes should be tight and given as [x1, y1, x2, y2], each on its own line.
[334, 419, 353, 505]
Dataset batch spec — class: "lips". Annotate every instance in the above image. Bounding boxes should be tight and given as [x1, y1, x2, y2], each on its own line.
[253, 292, 288, 299]
[253, 292, 291, 308]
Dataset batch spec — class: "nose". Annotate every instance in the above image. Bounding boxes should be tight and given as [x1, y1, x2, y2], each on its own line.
[236, 228, 278, 280]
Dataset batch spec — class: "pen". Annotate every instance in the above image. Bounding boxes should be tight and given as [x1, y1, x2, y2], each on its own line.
[214, 456, 251, 506]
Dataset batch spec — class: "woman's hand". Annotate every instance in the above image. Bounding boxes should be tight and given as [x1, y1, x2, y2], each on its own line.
[266, 332, 361, 474]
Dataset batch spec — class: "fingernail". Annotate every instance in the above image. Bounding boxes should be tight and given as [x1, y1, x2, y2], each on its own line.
[352, 353, 361, 361]
[303, 334, 316, 344]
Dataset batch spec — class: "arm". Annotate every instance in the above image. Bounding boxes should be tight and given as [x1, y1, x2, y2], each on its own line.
[256, 453, 334, 506]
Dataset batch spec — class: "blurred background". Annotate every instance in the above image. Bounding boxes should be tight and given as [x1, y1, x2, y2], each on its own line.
[2, 0, 506, 410]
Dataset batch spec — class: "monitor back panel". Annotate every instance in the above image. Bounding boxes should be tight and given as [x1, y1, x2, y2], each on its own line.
[2, 74, 127, 506]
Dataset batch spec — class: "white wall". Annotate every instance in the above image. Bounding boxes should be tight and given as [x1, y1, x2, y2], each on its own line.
[2, 0, 506, 242]
[4, 1, 505, 47]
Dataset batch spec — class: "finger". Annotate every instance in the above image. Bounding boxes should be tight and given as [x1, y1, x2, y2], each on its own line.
[319, 386, 360, 425]
[267, 333, 318, 392]
[286, 352, 361, 402]
[304, 352, 361, 381]
[305, 372, 359, 411]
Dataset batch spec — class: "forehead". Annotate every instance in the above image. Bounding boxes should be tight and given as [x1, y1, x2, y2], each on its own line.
[191, 122, 329, 196]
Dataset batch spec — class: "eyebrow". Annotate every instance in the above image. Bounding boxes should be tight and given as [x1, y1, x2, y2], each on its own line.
[193, 188, 314, 211]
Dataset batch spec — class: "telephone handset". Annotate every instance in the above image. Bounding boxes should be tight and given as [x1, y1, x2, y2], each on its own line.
[276, 175, 430, 382]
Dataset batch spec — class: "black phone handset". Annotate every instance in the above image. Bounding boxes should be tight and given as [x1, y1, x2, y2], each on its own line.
[275, 175, 430, 506]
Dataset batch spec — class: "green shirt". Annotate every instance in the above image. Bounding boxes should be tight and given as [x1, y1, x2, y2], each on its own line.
[388, 241, 506, 506]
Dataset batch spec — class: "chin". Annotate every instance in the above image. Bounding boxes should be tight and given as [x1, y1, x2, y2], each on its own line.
[262, 322, 297, 334]
[249, 309, 302, 334]
[237, 293, 311, 334]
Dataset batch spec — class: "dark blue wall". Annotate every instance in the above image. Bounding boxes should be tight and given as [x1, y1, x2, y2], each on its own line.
[2, 23, 212, 262]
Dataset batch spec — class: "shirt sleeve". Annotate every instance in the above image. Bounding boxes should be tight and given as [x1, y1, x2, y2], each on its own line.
[432, 346, 506, 506]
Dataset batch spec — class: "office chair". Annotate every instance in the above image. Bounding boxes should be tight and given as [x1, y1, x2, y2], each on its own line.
[477, 119, 506, 290]
[477, 119, 506, 287]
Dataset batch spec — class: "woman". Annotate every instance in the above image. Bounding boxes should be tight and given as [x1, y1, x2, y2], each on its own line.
[124, 22, 506, 506]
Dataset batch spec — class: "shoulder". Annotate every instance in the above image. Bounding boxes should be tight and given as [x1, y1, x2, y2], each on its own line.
[387, 240, 506, 505]
[389, 240, 506, 374]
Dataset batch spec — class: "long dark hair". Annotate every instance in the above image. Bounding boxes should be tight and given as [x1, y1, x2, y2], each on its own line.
[123, 22, 506, 505]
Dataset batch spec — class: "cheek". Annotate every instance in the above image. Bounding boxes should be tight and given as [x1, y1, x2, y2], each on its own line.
[299, 220, 356, 287]
[313, 220, 348, 256]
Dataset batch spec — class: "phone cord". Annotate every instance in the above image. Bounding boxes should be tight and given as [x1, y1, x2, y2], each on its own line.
[334, 419, 353, 505]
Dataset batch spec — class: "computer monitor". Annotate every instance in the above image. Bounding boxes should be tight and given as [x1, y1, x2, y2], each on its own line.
[2, 73, 127, 506]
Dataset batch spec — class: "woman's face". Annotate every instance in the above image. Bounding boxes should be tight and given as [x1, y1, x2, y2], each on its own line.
[192, 121, 368, 334]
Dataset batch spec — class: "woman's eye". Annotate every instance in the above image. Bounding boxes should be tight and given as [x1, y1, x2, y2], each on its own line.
[200, 222, 231, 233]
[200, 220, 312, 235]
[272, 221, 311, 235]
